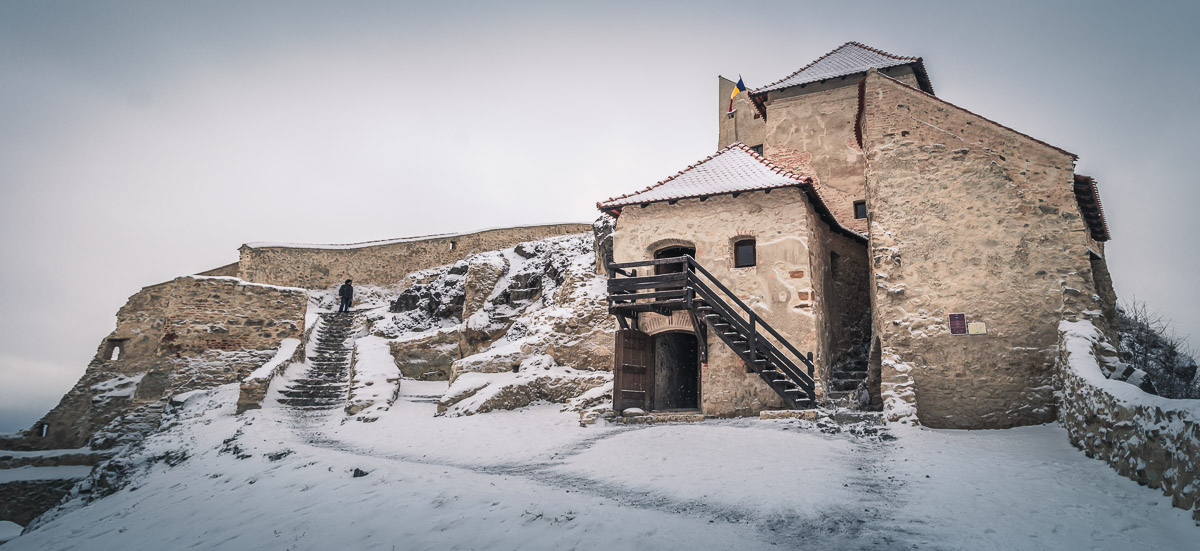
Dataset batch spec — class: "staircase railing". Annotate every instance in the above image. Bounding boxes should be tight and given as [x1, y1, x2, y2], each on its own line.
[607, 255, 816, 402]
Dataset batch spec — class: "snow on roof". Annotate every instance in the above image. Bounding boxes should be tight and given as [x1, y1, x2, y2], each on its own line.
[241, 222, 589, 251]
[753, 41, 931, 95]
[597, 144, 864, 241]
[597, 143, 810, 210]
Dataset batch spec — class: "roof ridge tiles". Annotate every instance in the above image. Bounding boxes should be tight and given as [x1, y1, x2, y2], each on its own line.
[751, 41, 931, 97]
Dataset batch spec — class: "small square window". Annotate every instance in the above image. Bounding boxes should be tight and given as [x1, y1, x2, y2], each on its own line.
[853, 201, 867, 219]
[734, 239, 756, 268]
[750, 144, 764, 156]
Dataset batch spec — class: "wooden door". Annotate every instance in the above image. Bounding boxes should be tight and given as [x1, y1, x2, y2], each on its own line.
[613, 329, 653, 412]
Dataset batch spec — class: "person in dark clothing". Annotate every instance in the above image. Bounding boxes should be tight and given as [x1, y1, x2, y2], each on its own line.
[338, 279, 353, 313]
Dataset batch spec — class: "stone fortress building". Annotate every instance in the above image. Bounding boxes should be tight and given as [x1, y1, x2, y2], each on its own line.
[3, 43, 1196, 527]
[599, 42, 1117, 429]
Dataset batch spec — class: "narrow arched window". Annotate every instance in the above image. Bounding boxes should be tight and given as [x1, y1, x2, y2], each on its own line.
[733, 239, 756, 268]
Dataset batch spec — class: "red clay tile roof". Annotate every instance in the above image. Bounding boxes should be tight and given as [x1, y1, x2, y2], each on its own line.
[1073, 174, 1111, 241]
[752, 42, 933, 96]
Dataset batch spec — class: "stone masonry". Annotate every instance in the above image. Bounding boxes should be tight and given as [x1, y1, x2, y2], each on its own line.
[237, 223, 590, 289]
[1057, 321, 1200, 522]
[21, 276, 306, 450]
[612, 191, 817, 416]
[859, 69, 1100, 428]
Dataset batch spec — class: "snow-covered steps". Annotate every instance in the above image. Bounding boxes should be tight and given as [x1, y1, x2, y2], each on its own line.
[277, 312, 356, 410]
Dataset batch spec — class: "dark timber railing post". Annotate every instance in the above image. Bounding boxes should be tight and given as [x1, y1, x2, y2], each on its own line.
[748, 315, 757, 373]
[685, 271, 694, 309]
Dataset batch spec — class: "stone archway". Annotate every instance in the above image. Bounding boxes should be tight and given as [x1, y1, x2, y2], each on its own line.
[653, 331, 700, 411]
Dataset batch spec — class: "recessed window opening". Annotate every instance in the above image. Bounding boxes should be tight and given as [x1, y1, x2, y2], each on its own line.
[734, 239, 756, 268]
[39, 423, 48, 438]
[830, 251, 841, 280]
[104, 339, 127, 362]
[750, 144, 764, 156]
[449, 241, 457, 251]
[654, 246, 695, 275]
[853, 201, 867, 219]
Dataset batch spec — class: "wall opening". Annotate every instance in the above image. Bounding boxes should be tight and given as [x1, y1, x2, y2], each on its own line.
[449, 241, 457, 251]
[102, 338, 128, 361]
[39, 423, 48, 438]
[853, 200, 867, 219]
[653, 332, 700, 410]
[654, 246, 695, 275]
[829, 251, 842, 280]
[733, 239, 756, 268]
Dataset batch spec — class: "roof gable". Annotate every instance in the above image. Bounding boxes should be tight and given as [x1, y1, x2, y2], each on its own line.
[597, 144, 864, 242]
[753, 41, 932, 96]
[597, 143, 808, 210]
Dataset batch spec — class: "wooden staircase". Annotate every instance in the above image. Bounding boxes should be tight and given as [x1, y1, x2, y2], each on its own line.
[606, 256, 816, 409]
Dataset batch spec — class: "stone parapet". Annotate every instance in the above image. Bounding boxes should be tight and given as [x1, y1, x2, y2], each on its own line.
[236, 338, 304, 414]
[237, 223, 591, 289]
[1057, 320, 1200, 522]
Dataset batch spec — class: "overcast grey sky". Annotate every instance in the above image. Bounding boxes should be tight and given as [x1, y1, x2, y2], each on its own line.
[2, 1, 1197, 432]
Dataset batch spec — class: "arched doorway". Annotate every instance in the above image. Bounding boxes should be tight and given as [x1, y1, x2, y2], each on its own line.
[654, 246, 695, 275]
[653, 331, 700, 410]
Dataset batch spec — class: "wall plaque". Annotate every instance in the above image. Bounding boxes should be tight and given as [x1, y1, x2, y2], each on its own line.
[968, 322, 987, 335]
[949, 313, 967, 335]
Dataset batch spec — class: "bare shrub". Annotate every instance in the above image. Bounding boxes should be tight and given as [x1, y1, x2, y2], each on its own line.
[1117, 299, 1199, 399]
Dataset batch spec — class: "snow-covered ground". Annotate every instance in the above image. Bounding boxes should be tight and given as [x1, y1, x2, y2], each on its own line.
[5, 379, 1196, 550]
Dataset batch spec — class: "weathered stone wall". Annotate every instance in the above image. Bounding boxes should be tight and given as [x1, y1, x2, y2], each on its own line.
[805, 207, 872, 399]
[860, 69, 1100, 428]
[1088, 248, 1120, 345]
[613, 190, 823, 416]
[22, 277, 306, 449]
[717, 76, 766, 152]
[156, 277, 306, 355]
[237, 223, 590, 289]
[1057, 320, 1200, 523]
[0, 479, 77, 525]
[721, 66, 921, 234]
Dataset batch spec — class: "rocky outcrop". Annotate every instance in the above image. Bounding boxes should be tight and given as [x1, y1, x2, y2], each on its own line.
[462, 253, 508, 321]
[438, 235, 616, 416]
[374, 231, 614, 394]
[388, 329, 462, 380]
[438, 355, 611, 416]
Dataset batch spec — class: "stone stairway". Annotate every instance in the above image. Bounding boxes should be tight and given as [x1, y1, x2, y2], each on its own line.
[826, 364, 869, 405]
[606, 256, 817, 410]
[278, 312, 355, 410]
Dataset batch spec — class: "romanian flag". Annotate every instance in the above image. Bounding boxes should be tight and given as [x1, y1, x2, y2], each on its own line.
[729, 76, 746, 112]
